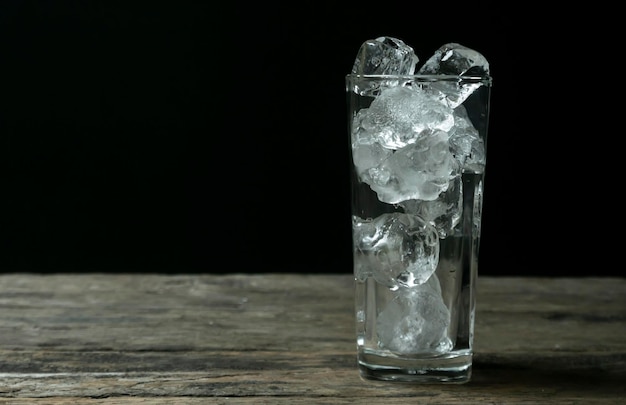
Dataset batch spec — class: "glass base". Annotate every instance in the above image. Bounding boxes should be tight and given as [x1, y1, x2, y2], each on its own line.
[358, 351, 472, 383]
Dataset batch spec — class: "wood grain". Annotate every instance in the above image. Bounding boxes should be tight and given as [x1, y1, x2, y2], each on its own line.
[0, 274, 624, 403]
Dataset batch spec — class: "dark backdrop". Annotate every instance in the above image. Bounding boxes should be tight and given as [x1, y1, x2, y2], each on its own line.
[0, 2, 614, 276]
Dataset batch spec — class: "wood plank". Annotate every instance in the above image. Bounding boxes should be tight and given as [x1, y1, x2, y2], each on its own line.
[0, 274, 624, 403]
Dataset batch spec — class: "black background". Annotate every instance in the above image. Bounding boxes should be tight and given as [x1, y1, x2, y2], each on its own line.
[0, 1, 616, 276]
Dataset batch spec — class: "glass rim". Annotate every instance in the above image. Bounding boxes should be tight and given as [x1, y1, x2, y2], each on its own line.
[345, 73, 492, 85]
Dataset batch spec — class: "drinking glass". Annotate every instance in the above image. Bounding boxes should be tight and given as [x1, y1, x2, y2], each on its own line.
[346, 74, 492, 383]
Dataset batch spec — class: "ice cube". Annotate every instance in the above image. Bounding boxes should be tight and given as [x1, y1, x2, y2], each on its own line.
[448, 105, 486, 172]
[351, 86, 454, 150]
[418, 42, 489, 76]
[399, 174, 463, 239]
[352, 36, 418, 75]
[376, 274, 452, 354]
[350, 36, 419, 97]
[350, 85, 457, 203]
[364, 130, 458, 204]
[417, 43, 490, 108]
[352, 212, 440, 289]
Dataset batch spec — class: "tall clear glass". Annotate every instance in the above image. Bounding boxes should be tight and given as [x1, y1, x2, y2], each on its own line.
[346, 74, 492, 383]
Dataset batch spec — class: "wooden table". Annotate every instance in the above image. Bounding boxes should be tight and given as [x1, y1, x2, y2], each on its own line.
[0, 274, 624, 404]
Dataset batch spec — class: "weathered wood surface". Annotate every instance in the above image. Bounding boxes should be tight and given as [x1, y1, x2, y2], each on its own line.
[0, 274, 624, 404]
